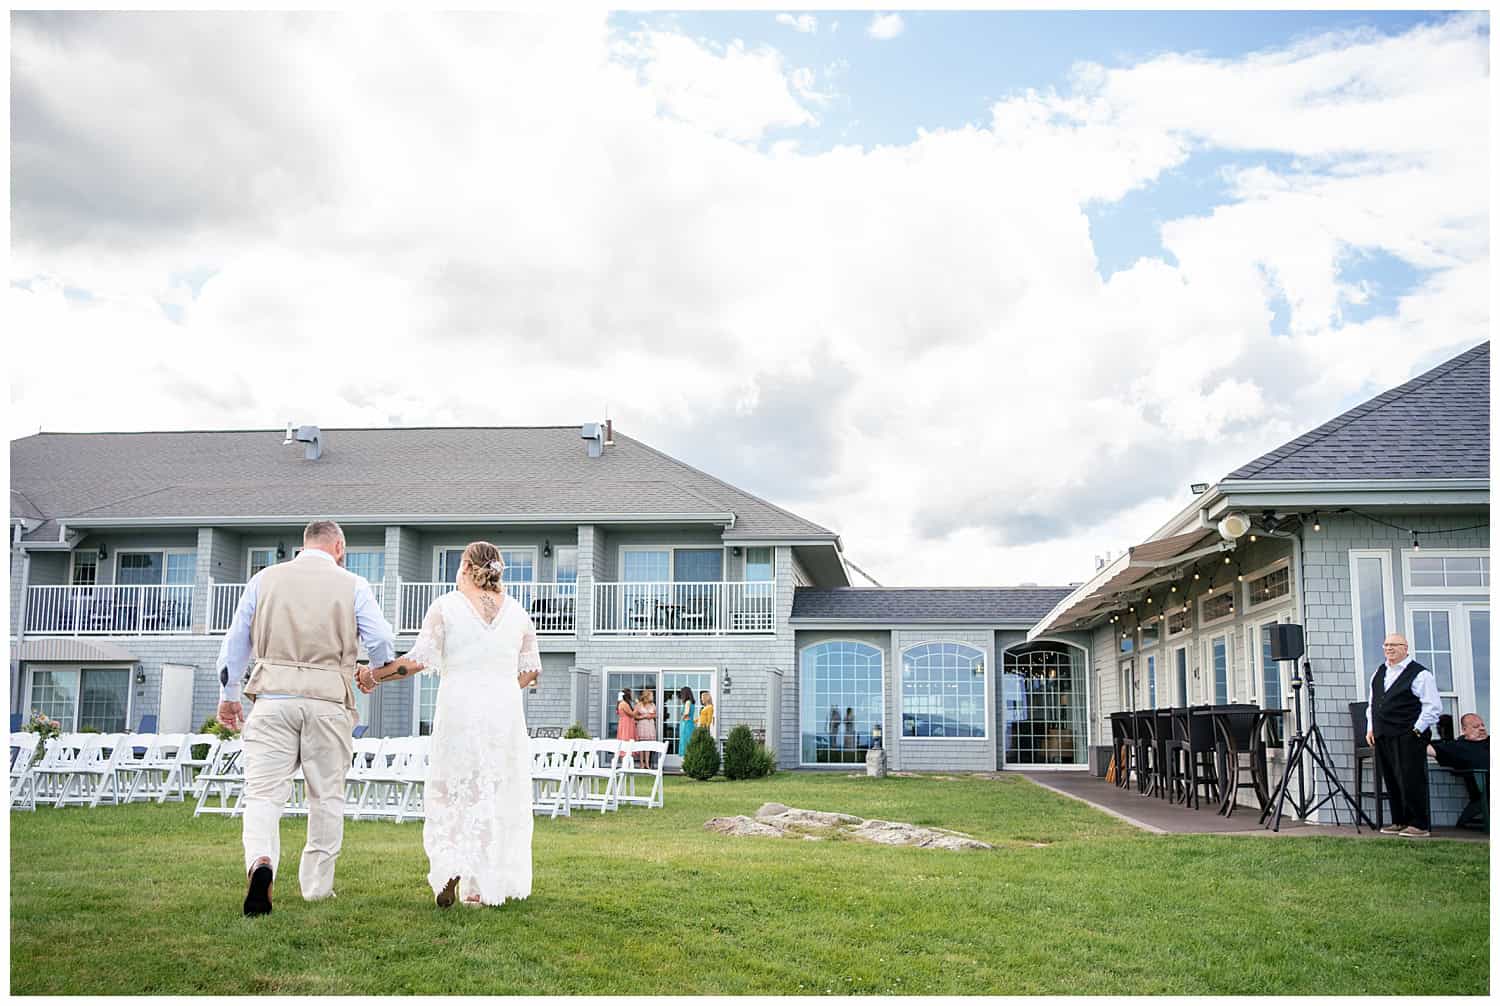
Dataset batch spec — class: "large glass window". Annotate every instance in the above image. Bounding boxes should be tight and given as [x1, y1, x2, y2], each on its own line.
[416, 674, 439, 736]
[1411, 609, 1458, 723]
[346, 549, 385, 586]
[1353, 553, 1392, 680]
[800, 641, 882, 765]
[1140, 622, 1160, 649]
[1146, 654, 1157, 707]
[1003, 644, 1086, 765]
[28, 668, 128, 732]
[1246, 565, 1291, 608]
[900, 642, 985, 739]
[1470, 609, 1490, 725]
[1210, 636, 1229, 704]
[248, 548, 277, 578]
[1258, 622, 1283, 709]
[744, 547, 773, 582]
[501, 550, 534, 584]
[674, 549, 723, 583]
[117, 552, 164, 586]
[553, 547, 578, 584]
[70, 552, 98, 586]
[1408, 552, 1490, 591]
[622, 549, 670, 582]
[1200, 591, 1234, 624]
[1174, 647, 1189, 705]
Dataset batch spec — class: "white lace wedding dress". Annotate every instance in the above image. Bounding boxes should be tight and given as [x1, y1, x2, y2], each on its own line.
[404, 589, 540, 905]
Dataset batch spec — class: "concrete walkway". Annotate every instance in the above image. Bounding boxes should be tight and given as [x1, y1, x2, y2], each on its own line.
[1016, 770, 1489, 842]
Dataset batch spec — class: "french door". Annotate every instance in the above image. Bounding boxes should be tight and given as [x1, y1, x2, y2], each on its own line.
[603, 667, 716, 768]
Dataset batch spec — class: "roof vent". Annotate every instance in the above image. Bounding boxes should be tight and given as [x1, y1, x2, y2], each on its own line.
[283, 422, 322, 460]
[580, 422, 603, 459]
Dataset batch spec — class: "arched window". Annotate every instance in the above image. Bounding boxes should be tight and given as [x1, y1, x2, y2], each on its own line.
[900, 642, 986, 738]
[1002, 642, 1086, 765]
[800, 641, 883, 766]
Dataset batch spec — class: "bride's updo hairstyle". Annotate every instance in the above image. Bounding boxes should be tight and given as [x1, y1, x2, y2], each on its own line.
[461, 541, 504, 591]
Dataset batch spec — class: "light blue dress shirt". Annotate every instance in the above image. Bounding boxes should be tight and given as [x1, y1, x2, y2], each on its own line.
[216, 548, 396, 704]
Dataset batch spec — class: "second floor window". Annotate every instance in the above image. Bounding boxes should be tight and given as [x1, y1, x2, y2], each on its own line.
[744, 547, 773, 582]
[118, 550, 194, 586]
[249, 548, 277, 578]
[345, 549, 385, 586]
[553, 547, 578, 584]
[70, 552, 98, 586]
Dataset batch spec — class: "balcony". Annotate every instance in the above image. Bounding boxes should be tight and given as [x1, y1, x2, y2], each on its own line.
[25, 585, 195, 635]
[208, 581, 387, 633]
[398, 581, 577, 635]
[592, 581, 774, 635]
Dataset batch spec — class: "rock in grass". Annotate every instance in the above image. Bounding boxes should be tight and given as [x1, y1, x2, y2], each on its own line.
[704, 816, 784, 838]
[709, 805, 993, 850]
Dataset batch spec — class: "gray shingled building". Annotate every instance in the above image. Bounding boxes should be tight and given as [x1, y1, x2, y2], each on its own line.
[9, 342, 1490, 804]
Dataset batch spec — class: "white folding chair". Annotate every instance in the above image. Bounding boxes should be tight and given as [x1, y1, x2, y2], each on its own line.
[177, 733, 222, 801]
[193, 739, 245, 817]
[393, 736, 430, 823]
[10, 733, 42, 811]
[344, 736, 387, 815]
[124, 733, 185, 802]
[530, 737, 572, 819]
[55, 733, 129, 808]
[30, 734, 90, 806]
[616, 741, 668, 808]
[112, 733, 159, 803]
[570, 738, 624, 813]
[355, 737, 417, 820]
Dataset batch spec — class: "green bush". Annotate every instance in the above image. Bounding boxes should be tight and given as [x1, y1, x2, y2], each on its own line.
[750, 743, 776, 778]
[79, 726, 102, 734]
[193, 715, 240, 760]
[681, 726, 720, 780]
[722, 724, 757, 780]
[564, 722, 590, 739]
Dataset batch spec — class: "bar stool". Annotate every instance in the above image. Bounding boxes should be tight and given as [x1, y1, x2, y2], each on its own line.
[1110, 713, 1136, 790]
[1186, 705, 1220, 810]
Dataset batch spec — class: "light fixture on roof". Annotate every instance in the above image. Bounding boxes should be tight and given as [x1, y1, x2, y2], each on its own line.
[1190, 482, 1210, 495]
[1217, 511, 1252, 541]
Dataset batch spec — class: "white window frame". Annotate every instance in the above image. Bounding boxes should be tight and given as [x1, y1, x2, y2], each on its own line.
[1197, 585, 1236, 629]
[552, 545, 579, 584]
[618, 545, 728, 583]
[1245, 609, 1295, 708]
[114, 547, 196, 586]
[797, 640, 885, 768]
[25, 665, 134, 733]
[1241, 557, 1293, 615]
[1204, 633, 1232, 704]
[741, 546, 774, 582]
[601, 665, 719, 755]
[344, 547, 386, 585]
[1139, 618, 1161, 650]
[1349, 548, 1398, 684]
[1118, 659, 1135, 712]
[1144, 652, 1157, 708]
[1400, 548, 1490, 596]
[1165, 604, 1192, 639]
[433, 546, 539, 583]
[411, 672, 439, 737]
[898, 639, 990, 741]
[1403, 602, 1488, 724]
[1172, 644, 1192, 706]
[69, 550, 99, 586]
[246, 546, 279, 579]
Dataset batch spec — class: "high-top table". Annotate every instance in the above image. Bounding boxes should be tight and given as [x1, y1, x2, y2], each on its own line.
[1195, 705, 1286, 816]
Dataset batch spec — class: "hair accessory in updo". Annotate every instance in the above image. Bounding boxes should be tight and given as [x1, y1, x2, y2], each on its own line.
[488, 560, 502, 573]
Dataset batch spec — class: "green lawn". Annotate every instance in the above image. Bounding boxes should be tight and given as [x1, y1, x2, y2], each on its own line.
[9, 772, 1489, 995]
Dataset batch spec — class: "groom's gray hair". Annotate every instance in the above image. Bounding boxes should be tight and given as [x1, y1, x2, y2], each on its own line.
[303, 519, 345, 546]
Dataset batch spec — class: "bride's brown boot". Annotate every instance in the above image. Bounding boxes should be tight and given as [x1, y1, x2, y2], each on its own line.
[436, 876, 460, 908]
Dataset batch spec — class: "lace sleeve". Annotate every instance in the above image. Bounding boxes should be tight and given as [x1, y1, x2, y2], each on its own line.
[517, 608, 542, 678]
[404, 597, 446, 676]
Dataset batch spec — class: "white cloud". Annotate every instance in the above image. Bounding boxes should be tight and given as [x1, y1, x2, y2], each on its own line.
[8, 13, 1489, 587]
[867, 13, 904, 41]
[775, 13, 817, 34]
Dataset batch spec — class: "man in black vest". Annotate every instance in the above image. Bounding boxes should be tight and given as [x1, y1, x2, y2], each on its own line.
[1364, 633, 1442, 837]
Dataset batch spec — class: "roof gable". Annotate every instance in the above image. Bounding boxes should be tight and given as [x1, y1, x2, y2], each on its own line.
[1228, 342, 1489, 481]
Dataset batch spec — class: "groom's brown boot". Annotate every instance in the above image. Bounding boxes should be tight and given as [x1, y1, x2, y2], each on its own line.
[244, 859, 274, 917]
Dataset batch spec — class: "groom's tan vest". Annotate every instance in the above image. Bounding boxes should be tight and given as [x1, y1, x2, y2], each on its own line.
[244, 555, 360, 712]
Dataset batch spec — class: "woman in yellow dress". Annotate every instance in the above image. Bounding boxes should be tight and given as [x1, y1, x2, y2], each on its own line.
[696, 690, 714, 736]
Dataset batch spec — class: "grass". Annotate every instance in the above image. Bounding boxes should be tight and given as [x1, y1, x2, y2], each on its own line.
[9, 772, 1489, 995]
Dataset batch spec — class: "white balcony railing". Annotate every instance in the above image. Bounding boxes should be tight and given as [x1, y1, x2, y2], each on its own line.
[25, 584, 195, 635]
[399, 581, 577, 634]
[592, 581, 774, 635]
[209, 580, 384, 633]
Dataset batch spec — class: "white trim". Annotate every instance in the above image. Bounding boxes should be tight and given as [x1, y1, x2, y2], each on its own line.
[1245, 609, 1295, 708]
[796, 639, 886, 768]
[1197, 584, 1237, 629]
[551, 545, 579, 584]
[999, 637, 1093, 758]
[62, 511, 739, 528]
[1138, 618, 1162, 650]
[1400, 547, 1491, 596]
[1204, 633, 1232, 704]
[1402, 602, 1484, 721]
[1348, 549, 1399, 685]
[23, 663, 135, 733]
[1241, 556, 1293, 615]
[600, 665, 718, 759]
[431, 545, 539, 583]
[741, 546, 775, 583]
[896, 639, 989, 742]
[617, 544, 729, 583]
[1143, 651, 1159, 708]
[1171, 643, 1192, 706]
[246, 545, 279, 578]
[67, 549, 100, 586]
[1118, 658, 1135, 712]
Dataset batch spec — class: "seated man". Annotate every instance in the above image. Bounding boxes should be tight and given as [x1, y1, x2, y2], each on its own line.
[1429, 713, 1489, 830]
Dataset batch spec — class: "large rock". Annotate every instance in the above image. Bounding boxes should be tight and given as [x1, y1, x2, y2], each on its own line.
[707, 805, 992, 850]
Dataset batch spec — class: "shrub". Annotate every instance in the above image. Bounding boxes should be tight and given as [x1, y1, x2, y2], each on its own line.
[681, 726, 720, 780]
[564, 722, 590, 739]
[722, 724, 757, 780]
[750, 743, 777, 778]
[79, 726, 102, 734]
[194, 715, 240, 760]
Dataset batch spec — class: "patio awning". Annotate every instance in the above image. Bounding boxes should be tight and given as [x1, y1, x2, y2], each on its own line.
[1027, 527, 1235, 640]
[13, 638, 139, 663]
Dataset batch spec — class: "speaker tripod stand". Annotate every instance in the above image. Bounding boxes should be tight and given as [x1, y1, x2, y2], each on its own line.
[1261, 659, 1373, 832]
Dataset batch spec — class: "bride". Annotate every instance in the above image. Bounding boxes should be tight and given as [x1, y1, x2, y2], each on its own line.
[359, 540, 540, 907]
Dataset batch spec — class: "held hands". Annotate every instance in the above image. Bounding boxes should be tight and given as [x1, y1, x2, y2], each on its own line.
[356, 666, 378, 693]
[518, 669, 540, 689]
[217, 700, 245, 732]
[363, 659, 425, 691]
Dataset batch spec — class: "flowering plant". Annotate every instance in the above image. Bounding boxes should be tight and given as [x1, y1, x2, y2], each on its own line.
[23, 711, 62, 741]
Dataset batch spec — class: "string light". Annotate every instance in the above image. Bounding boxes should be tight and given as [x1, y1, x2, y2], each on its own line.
[1413, 531, 1421, 553]
[1249, 533, 1257, 543]
[1312, 511, 1321, 532]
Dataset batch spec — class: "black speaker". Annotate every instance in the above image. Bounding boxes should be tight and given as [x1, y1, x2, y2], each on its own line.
[1268, 623, 1305, 662]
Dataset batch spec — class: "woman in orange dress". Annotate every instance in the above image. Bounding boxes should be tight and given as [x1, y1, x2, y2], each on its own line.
[615, 688, 638, 746]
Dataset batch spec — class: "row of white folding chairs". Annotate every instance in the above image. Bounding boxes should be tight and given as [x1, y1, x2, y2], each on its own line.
[10, 731, 221, 811]
[191, 734, 433, 822]
[529, 738, 668, 818]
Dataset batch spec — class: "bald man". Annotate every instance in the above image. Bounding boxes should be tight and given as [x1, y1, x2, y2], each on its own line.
[1365, 633, 1442, 837]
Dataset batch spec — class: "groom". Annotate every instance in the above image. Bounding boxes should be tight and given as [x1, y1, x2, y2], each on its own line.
[216, 519, 418, 916]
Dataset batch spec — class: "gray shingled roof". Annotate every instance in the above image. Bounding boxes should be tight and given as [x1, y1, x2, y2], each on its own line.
[791, 587, 1075, 624]
[1228, 341, 1489, 481]
[9, 427, 837, 543]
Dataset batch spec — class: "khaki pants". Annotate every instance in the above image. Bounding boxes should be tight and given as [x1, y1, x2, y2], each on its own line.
[241, 696, 355, 900]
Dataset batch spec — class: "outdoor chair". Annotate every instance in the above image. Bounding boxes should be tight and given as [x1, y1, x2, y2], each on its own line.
[123, 733, 188, 802]
[570, 738, 624, 813]
[112, 733, 159, 801]
[1166, 708, 1192, 805]
[171, 734, 222, 803]
[1184, 706, 1220, 811]
[1348, 702, 1387, 829]
[1109, 713, 1136, 790]
[10, 732, 42, 811]
[1132, 711, 1158, 797]
[355, 737, 426, 821]
[529, 737, 574, 818]
[54, 733, 131, 808]
[1207, 704, 1264, 816]
[393, 736, 430, 822]
[193, 739, 245, 817]
[29, 734, 88, 807]
[1153, 708, 1175, 801]
[344, 736, 387, 811]
[615, 741, 668, 808]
